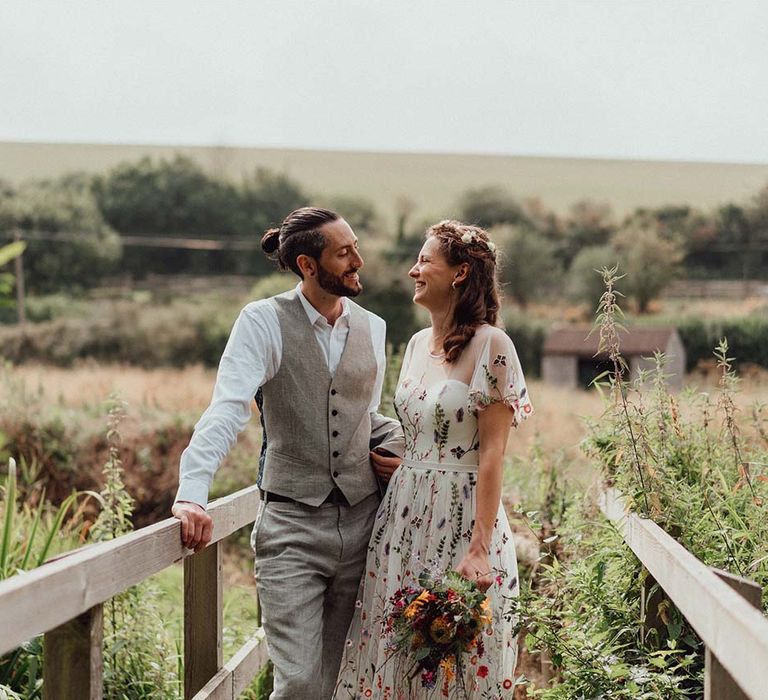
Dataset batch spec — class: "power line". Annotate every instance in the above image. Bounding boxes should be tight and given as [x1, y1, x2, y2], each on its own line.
[4, 230, 261, 250]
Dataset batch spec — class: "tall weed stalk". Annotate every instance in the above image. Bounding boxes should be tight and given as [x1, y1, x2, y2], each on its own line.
[514, 267, 768, 698]
[93, 396, 181, 700]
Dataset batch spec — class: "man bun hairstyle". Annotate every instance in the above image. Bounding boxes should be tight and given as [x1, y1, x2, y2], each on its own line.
[261, 207, 339, 278]
[426, 219, 501, 363]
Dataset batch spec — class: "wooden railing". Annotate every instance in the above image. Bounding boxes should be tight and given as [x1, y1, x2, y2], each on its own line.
[599, 488, 768, 700]
[0, 485, 269, 700]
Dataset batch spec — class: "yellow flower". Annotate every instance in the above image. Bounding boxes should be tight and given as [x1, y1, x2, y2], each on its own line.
[479, 597, 492, 624]
[439, 657, 456, 682]
[429, 616, 455, 644]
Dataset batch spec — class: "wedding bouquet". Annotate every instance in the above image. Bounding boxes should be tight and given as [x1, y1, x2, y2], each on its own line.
[382, 570, 492, 695]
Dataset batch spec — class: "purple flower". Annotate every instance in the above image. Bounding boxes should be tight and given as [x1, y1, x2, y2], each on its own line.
[420, 670, 437, 689]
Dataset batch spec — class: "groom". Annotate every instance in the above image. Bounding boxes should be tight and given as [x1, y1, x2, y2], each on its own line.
[172, 207, 403, 699]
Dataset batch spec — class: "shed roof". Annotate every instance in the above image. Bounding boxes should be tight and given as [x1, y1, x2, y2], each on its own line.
[543, 325, 678, 358]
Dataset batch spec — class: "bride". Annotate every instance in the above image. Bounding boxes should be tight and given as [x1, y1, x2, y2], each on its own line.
[334, 220, 533, 699]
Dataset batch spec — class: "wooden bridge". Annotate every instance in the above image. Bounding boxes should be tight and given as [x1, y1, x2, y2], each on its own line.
[2, 484, 768, 698]
[600, 488, 768, 700]
[0, 485, 268, 700]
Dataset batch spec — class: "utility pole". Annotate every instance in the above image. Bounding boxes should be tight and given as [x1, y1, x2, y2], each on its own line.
[13, 229, 26, 325]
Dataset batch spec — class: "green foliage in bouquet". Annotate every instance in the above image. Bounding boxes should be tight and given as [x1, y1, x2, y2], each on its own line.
[382, 570, 491, 697]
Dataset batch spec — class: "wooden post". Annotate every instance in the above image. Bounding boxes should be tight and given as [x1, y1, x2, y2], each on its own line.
[13, 230, 26, 325]
[704, 568, 763, 700]
[184, 542, 223, 700]
[42, 604, 103, 700]
[640, 571, 668, 647]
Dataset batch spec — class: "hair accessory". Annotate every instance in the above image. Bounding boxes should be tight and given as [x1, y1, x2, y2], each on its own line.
[459, 230, 496, 257]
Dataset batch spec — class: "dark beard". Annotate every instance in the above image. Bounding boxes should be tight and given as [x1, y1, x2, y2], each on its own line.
[317, 264, 362, 297]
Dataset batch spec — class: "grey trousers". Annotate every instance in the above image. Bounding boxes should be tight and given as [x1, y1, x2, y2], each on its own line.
[251, 493, 379, 700]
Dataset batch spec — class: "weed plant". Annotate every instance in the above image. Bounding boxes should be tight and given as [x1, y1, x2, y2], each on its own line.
[0, 457, 93, 698]
[92, 397, 181, 699]
[514, 266, 767, 698]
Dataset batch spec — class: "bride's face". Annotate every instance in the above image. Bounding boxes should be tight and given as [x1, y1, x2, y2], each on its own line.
[408, 236, 457, 310]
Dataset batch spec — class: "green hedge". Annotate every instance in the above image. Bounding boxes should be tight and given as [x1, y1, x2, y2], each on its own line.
[676, 315, 768, 371]
[0, 299, 238, 368]
[503, 312, 548, 378]
[2, 299, 766, 375]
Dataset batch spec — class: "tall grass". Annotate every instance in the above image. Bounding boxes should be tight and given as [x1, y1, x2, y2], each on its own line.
[512, 267, 768, 698]
[0, 457, 95, 698]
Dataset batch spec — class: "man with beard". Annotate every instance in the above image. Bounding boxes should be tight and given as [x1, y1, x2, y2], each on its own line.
[172, 207, 403, 699]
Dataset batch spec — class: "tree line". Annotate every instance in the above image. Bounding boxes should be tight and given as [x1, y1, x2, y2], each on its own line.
[1, 154, 767, 314]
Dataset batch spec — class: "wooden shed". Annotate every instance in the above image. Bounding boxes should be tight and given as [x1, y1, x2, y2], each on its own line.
[542, 325, 686, 390]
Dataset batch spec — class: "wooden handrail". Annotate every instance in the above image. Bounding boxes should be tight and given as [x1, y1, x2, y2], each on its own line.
[0, 484, 260, 656]
[599, 488, 768, 700]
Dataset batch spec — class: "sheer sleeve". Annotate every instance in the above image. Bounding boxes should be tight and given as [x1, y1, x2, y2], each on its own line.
[396, 330, 422, 386]
[468, 328, 534, 427]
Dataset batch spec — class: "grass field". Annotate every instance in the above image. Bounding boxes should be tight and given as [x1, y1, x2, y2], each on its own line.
[2, 140, 768, 227]
[8, 361, 768, 486]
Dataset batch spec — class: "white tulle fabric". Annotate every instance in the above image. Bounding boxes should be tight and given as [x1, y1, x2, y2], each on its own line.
[333, 326, 533, 699]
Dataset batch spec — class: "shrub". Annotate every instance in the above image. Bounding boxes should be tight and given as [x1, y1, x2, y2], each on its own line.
[0, 178, 121, 294]
[676, 315, 768, 371]
[502, 310, 548, 378]
[566, 245, 620, 309]
[492, 225, 563, 306]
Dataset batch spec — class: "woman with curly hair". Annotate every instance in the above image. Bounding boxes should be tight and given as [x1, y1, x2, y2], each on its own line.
[334, 221, 534, 699]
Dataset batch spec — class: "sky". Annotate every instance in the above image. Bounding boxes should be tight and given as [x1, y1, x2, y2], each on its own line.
[1, 1, 767, 163]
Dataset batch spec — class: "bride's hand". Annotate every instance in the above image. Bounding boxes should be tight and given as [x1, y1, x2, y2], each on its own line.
[456, 550, 493, 592]
[370, 449, 401, 482]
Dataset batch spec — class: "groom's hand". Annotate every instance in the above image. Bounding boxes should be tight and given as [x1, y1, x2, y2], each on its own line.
[172, 501, 213, 553]
[370, 449, 401, 483]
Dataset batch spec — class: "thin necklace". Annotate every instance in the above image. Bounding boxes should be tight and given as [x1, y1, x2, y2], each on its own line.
[428, 342, 445, 359]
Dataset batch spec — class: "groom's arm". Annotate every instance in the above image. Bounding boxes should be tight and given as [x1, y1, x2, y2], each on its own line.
[367, 317, 404, 483]
[174, 302, 279, 549]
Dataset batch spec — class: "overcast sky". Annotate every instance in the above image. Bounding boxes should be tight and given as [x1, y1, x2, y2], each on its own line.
[1, 1, 766, 163]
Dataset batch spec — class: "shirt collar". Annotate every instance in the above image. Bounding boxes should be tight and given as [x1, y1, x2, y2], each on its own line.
[295, 283, 350, 327]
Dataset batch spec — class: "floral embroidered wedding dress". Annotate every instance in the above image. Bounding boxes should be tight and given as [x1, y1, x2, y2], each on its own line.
[334, 325, 533, 699]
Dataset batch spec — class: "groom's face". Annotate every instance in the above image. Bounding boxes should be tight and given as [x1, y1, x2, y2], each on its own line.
[316, 218, 364, 297]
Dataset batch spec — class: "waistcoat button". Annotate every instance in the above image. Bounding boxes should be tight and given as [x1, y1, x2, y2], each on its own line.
[333, 471, 339, 477]
[333, 450, 340, 458]
[332, 430, 339, 437]
[331, 409, 338, 416]
[331, 389, 337, 396]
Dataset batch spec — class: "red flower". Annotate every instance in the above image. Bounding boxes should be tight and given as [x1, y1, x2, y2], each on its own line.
[477, 665, 489, 678]
[503, 679, 513, 689]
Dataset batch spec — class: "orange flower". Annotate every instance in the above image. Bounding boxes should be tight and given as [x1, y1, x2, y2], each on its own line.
[439, 657, 456, 682]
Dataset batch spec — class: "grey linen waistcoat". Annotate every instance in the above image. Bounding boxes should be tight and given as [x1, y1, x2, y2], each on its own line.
[258, 290, 380, 507]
